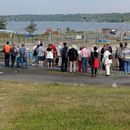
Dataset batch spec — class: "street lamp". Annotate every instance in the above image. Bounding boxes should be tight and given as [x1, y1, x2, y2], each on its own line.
[83, 17, 86, 44]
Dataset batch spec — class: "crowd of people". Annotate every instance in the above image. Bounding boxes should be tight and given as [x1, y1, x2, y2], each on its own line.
[1, 40, 130, 76]
[2, 41, 27, 68]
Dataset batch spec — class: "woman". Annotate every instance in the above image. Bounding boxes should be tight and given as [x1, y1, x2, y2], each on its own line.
[46, 45, 53, 68]
[90, 46, 99, 77]
[102, 47, 113, 76]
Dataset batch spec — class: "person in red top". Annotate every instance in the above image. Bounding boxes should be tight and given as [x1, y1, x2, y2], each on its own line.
[90, 46, 99, 77]
[3, 41, 11, 67]
[50, 42, 57, 63]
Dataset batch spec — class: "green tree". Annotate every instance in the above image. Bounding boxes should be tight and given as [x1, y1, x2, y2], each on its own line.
[0, 19, 7, 29]
[24, 21, 37, 34]
[66, 27, 70, 34]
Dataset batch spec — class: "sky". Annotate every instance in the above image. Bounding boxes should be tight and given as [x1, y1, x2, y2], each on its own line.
[0, 0, 130, 15]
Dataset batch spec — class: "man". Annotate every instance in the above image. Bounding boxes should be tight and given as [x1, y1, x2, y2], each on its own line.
[68, 45, 78, 73]
[3, 41, 11, 67]
[36, 43, 45, 67]
[61, 42, 68, 72]
[118, 43, 124, 71]
[19, 44, 27, 68]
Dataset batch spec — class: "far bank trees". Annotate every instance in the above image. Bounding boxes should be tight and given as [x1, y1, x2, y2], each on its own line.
[24, 21, 37, 34]
[0, 19, 7, 29]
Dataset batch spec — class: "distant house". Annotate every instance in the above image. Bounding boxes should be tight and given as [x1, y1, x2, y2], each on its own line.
[102, 28, 117, 35]
[102, 28, 112, 34]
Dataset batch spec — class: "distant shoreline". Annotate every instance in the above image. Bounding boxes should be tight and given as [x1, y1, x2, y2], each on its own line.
[6, 21, 130, 34]
[1, 13, 130, 22]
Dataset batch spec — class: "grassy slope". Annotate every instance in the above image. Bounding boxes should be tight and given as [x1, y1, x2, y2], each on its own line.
[0, 81, 130, 130]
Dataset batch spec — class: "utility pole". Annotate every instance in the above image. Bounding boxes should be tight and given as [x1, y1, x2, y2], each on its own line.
[83, 17, 86, 45]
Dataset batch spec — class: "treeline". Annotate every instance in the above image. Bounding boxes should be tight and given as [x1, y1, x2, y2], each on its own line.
[0, 13, 130, 22]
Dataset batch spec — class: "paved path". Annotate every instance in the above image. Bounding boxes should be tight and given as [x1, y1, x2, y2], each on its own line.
[0, 66, 129, 87]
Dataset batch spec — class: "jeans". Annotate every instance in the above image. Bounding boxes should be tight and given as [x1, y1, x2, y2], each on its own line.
[61, 57, 68, 72]
[119, 58, 124, 71]
[123, 61, 129, 75]
[81, 57, 88, 73]
[11, 56, 16, 67]
[20, 55, 27, 68]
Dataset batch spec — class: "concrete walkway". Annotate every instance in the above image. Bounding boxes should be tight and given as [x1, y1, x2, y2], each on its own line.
[0, 66, 129, 87]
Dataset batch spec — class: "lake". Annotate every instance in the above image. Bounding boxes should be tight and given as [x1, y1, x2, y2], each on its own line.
[6, 21, 130, 34]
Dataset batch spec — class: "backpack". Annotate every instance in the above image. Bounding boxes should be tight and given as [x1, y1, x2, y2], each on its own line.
[68, 48, 78, 61]
[10, 48, 17, 56]
[33, 49, 37, 56]
[109, 54, 113, 60]
[72, 49, 78, 61]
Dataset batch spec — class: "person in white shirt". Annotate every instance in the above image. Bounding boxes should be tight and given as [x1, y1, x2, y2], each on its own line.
[46, 45, 53, 68]
[102, 47, 113, 76]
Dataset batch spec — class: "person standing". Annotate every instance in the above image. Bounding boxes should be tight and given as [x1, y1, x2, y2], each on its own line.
[81, 46, 90, 73]
[3, 41, 11, 67]
[10, 43, 18, 67]
[19, 43, 27, 68]
[122, 43, 130, 75]
[50, 42, 57, 64]
[36, 43, 45, 67]
[61, 42, 68, 72]
[90, 46, 99, 77]
[100, 44, 107, 70]
[78, 47, 82, 72]
[68, 45, 78, 73]
[46, 45, 53, 69]
[57, 42, 63, 67]
[32, 44, 39, 66]
[118, 43, 124, 71]
[102, 47, 113, 76]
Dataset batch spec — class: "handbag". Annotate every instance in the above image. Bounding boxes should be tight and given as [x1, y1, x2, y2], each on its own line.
[109, 54, 113, 59]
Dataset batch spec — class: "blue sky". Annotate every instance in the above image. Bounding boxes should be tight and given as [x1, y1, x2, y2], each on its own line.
[0, 0, 130, 15]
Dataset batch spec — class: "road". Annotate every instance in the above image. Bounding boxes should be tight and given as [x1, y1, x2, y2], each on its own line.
[0, 66, 129, 87]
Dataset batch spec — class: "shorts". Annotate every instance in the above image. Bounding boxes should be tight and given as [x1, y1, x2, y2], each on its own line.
[47, 58, 52, 63]
[38, 56, 45, 61]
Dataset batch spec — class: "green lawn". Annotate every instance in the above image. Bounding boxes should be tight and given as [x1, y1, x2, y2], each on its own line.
[0, 81, 130, 130]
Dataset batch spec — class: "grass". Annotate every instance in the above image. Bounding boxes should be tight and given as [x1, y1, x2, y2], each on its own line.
[0, 81, 130, 130]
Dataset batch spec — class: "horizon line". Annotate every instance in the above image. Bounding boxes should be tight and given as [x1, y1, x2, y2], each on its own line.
[0, 12, 130, 16]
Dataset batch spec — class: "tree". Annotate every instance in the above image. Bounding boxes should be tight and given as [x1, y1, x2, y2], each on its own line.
[24, 21, 37, 34]
[0, 18, 7, 29]
[66, 27, 70, 34]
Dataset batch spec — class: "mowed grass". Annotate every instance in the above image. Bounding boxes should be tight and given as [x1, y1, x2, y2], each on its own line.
[0, 81, 130, 130]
